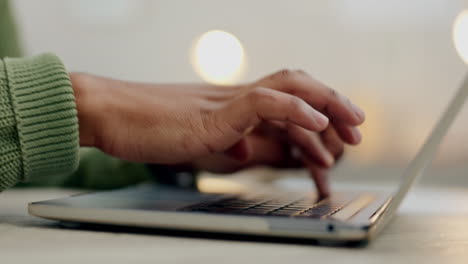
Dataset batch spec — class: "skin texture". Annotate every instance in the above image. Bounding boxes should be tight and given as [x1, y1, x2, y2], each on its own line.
[70, 70, 365, 197]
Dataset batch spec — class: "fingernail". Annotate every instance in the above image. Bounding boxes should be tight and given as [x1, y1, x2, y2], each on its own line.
[351, 103, 365, 121]
[316, 113, 329, 128]
[352, 129, 362, 144]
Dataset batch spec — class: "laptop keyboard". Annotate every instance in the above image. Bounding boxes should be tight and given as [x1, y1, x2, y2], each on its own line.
[179, 193, 358, 219]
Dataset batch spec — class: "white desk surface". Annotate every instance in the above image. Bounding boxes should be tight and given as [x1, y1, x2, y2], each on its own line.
[1, 186, 468, 264]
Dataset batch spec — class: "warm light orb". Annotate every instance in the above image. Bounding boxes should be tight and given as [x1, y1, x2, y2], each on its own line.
[453, 10, 468, 64]
[191, 30, 246, 85]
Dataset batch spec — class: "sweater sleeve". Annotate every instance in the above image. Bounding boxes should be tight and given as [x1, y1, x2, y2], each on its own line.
[0, 53, 79, 191]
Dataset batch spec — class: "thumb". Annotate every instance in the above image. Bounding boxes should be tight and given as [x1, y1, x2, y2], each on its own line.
[224, 138, 252, 162]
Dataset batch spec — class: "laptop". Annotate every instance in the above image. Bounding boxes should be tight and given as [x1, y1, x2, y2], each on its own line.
[28, 74, 468, 243]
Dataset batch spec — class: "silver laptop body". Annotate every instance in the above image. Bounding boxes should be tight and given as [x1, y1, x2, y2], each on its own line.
[28, 74, 468, 242]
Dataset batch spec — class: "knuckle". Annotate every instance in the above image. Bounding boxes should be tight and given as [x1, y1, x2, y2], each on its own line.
[327, 86, 338, 98]
[271, 69, 295, 81]
[246, 87, 263, 103]
[247, 87, 266, 101]
[259, 69, 303, 92]
[344, 96, 354, 108]
[278, 69, 293, 78]
[295, 69, 307, 76]
[344, 96, 351, 104]
[288, 96, 304, 113]
[331, 140, 345, 158]
[248, 87, 276, 104]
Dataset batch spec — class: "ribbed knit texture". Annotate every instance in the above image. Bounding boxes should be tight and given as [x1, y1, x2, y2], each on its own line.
[1, 2, 152, 190]
[0, 57, 22, 189]
[0, 53, 79, 191]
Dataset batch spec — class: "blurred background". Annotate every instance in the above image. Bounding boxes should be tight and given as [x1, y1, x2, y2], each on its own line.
[10, 0, 468, 190]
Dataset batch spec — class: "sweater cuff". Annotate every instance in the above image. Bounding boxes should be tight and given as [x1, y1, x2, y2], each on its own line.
[4, 53, 79, 181]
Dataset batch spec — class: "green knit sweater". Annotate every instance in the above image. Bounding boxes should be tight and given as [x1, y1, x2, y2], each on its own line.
[0, 0, 152, 191]
[0, 53, 80, 191]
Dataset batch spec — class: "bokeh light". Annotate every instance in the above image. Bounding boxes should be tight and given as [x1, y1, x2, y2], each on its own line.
[453, 10, 468, 64]
[191, 30, 246, 85]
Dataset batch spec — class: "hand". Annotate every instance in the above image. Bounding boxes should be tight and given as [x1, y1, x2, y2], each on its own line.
[192, 119, 351, 197]
[71, 70, 365, 196]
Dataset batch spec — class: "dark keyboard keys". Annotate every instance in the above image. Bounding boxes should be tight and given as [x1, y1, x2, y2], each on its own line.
[269, 209, 300, 217]
[179, 192, 359, 219]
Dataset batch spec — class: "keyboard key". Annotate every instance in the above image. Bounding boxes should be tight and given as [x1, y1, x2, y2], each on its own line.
[296, 196, 354, 218]
[241, 209, 273, 215]
[282, 205, 310, 210]
[210, 207, 243, 213]
[269, 210, 298, 217]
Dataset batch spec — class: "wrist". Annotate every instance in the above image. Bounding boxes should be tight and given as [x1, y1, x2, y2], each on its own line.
[70, 72, 106, 147]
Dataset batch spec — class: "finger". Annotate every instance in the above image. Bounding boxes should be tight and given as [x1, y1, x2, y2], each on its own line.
[242, 87, 330, 131]
[269, 120, 347, 163]
[283, 124, 335, 168]
[237, 134, 296, 167]
[304, 158, 330, 198]
[332, 122, 362, 145]
[257, 69, 365, 126]
[214, 87, 328, 155]
[195, 135, 287, 174]
[321, 125, 345, 160]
